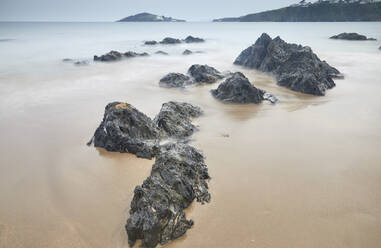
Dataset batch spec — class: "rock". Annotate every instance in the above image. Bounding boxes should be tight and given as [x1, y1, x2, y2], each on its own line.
[330, 32, 377, 41]
[62, 58, 89, 66]
[379, 46, 381, 50]
[89, 102, 160, 159]
[188, 64, 224, 84]
[62, 58, 74, 62]
[160, 37, 182, 44]
[145, 40, 158, 45]
[73, 60, 89, 66]
[94, 51, 149, 62]
[159, 73, 194, 88]
[234, 33, 342, 96]
[154, 102, 203, 138]
[211, 72, 277, 104]
[125, 142, 210, 248]
[183, 49, 193, 55]
[124, 51, 149, 58]
[184, 35, 205, 43]
[155, 51, 169, 55]
[94, 50, 123, 62]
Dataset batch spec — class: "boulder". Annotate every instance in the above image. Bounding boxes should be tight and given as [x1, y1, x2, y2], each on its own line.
[154, 102, 203, 138]
[155, 51, 169, 55]
[234, 33, 342, 96]
[160, 37, 182, 44]
[330, 32, 376, 41]
[211, 72, 277, 104]
[124, 51, 149, 58]
[184, 35, 205, 43]
[183, 49, 193, 55]
[159, 73, 194, 88]
[94, 50, 149, 62]
[88, 102, 160, 159]
[188, 64, 224, 84]
[125, 142, 210, 248]
[145, 40, 158, 45]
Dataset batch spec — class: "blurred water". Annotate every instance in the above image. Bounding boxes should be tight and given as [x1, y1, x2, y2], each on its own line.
[0, 22, 381, 248]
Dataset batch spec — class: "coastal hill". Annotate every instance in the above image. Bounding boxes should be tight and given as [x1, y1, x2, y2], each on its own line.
[213, 0, 381, 22]
[117, 12, 185, 22]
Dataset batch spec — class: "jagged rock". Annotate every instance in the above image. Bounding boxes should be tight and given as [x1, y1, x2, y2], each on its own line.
[94, 50, 149, 62]
[154, 102, 203, 138]
[184, 35, 205, 43]
[211, 72, 277, 104]
[145, 40, 158, 45]
[188, 64, 224, 84]
[183, 49, 193, 55]
[159, 73, 194, 88]
[160, 37, 181, 44]
[330, 32, 376, 41]
[125, 51, 149, 58]
[125, 142, 210, 248]
[88, 102, 160, 159]
[234, 33, 342, 96]
[155, 51, 168, 55]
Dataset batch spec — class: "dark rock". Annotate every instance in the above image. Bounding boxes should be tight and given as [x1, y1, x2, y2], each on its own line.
[124, 51, 149, 58]
[234, 33, 341, 96]
[183, 49, 193, 55]
[330, 32, 376, 41]
[188, 64, 224, 84]
[94, 50, 123, 62]
[94, 50, 149, 62]
[160, 37, 182, 44]
[89, 102, 160, 159]
[145, 40, 158, 45]
[154, 102, 203, 138]
[155, 51, 169, 55]
[62, 58, 89, 66]
[125, 142, 210, 248]
[62, 58, 74, 62]
[184, 35, 205, 43]
[379, 46, 381, 50]
[73, 60, 89, 66]
[211, 72, 277, 104]
[159, 73, 194, 88]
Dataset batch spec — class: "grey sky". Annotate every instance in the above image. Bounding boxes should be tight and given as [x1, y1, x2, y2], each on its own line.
[0, 0, 297, 22]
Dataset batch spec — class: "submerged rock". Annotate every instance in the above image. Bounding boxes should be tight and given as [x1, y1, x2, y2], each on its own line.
[330, 32, 376, 41]
[94, 50, 148, 62]
[160, 37, 181, 44]
[125, 142, 210, 248]
[62, 58, 89, 66]
[155, 51, 169, 55]
[154, 102, 203, 138]
[144, 40, 158, 45]
[234, 33, 342, 96]
[184, 35, 205, 43]
[159, 73, 194, 88]
[89, 102, 160, 159]
[188, 64, 224, 84]
[183, 49, 193, 55]
[211, 72, 277, 104]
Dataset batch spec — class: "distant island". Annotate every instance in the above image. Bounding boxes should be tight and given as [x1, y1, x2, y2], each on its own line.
[213, 0, 381, 22]
[117, 12, 186, 22]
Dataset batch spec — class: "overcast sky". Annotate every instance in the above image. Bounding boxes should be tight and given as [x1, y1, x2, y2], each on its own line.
[0, 0, 297, 22]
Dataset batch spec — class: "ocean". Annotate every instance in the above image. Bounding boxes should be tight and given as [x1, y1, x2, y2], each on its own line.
[0, 21, 381, 248]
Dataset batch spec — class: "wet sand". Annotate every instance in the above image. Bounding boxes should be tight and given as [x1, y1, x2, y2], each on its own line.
[1, 25, 381, 248]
